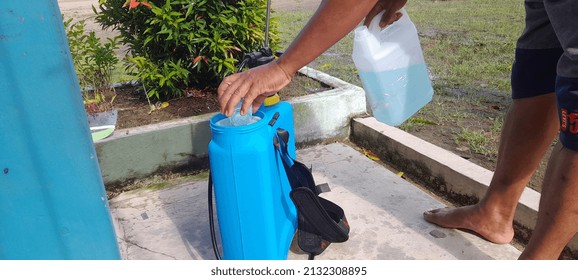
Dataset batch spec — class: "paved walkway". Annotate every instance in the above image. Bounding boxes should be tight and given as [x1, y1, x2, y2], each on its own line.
[109, 142, 521, 260]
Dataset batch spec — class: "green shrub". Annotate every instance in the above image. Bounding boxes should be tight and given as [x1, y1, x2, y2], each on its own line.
[64, 17, 121, 113]
[94, 0, 279, 100]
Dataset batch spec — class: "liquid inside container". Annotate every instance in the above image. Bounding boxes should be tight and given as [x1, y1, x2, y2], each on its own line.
[215, 116, 262, 127]
[358, 63, 432, 126]
[352, 8, 433, 126]
[215, 102, 261, 126]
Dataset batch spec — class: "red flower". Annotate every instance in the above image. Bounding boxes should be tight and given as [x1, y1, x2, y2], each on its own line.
[124, 0, 152, 9]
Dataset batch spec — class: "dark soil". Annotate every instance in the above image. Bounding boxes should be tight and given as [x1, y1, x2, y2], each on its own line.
[113, 86, 220, 130]
[113, 73, 330, 129]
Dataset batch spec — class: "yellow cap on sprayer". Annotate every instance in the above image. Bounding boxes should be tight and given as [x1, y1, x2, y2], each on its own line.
[263, 93, 280, 106]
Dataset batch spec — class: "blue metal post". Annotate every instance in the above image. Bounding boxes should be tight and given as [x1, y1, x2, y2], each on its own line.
[0, 1, 121, 259]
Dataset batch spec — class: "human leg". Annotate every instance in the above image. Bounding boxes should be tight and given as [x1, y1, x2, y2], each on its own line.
[423, 0, 561, 245]
[518, 0, 578, 259]
[519, 142, 578, 259]
[423, 94, 559, 244]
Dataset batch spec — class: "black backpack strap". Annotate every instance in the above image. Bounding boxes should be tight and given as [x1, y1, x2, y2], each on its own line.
[275, 129, 328, 196]
[274, 128, 350, 258]
[290, 187, 349, 243]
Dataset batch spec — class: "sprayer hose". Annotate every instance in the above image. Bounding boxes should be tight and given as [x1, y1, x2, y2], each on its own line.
[208, 171, 222, 260]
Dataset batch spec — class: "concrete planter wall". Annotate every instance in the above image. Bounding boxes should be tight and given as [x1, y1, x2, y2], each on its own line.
[95, 67, 366, 187]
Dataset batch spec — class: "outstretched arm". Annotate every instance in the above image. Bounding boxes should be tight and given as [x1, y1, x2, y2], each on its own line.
[218, 0, 407, 116]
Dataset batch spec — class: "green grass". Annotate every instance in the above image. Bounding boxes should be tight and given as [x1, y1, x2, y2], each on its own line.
[273, 10, 360, 85]
[275, 0, 523, 93]
[409, 0, 524, 92]
[275, 0, 523, 160]
[111, 60, 136, 83]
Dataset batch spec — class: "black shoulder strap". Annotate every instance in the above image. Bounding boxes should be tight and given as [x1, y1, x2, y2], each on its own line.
[274, 128, 350, 258]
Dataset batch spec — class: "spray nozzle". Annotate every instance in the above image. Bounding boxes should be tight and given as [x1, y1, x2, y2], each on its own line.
[237, 47, 275, 73]
[244, 47, 275, 68]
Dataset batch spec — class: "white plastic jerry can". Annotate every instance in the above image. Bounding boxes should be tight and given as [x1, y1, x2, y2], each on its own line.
[352, 8, 433, 126]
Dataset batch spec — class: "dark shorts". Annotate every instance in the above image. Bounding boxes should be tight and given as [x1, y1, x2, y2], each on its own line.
[511, 0, 578, 151]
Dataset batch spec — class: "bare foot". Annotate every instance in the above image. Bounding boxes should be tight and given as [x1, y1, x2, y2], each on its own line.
[423, 205, 515, 244]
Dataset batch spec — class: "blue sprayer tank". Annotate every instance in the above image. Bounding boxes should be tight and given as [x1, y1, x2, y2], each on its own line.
[208, 94, 297, 260]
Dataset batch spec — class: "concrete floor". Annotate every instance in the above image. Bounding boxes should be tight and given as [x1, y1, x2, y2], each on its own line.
[109, 142, 521, 260]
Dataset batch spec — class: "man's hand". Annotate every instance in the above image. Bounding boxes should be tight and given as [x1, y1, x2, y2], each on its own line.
[217, 61, 293, 117]
[363, 0, 407, 28]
